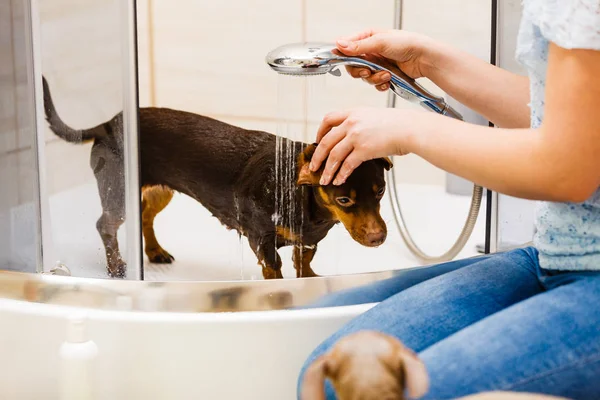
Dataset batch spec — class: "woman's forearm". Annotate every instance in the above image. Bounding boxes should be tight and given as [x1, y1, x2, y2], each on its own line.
[421, 43, 531, 129]
[405, 112, 593, 203]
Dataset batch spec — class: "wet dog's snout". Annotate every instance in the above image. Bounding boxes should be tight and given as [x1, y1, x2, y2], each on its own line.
[355, 216, 388, 247]
[365, 230, 386, 247]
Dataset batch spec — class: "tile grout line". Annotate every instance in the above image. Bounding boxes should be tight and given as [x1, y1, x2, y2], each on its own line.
[301, 0, 309, 140]
[9, 0, 19, 151]
[9, 0, 24, 205]
[211, 113, 323, 126]
[147, 0, 157, 106]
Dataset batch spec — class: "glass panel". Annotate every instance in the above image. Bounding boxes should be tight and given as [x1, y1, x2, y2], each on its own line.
[0, 0, 40, 273]
[130, 0, 494, 282]
[136, 0, 307, 281]
[36, 0, 141, 279]
[495, 0, 535, 250]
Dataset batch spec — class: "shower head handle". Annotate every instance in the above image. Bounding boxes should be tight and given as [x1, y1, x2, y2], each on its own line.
[266, 43, 463, 119]
[337, 56, 438, 101]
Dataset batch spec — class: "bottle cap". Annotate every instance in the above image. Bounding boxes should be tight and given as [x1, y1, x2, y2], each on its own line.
[65, 312, 89, 343]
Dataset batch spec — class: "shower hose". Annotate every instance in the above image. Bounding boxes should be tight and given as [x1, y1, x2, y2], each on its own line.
[387, 0, 483, 263]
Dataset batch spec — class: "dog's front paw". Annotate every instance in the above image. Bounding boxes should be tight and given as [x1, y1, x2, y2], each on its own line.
[107, 259, 127, 279]
[146, 247, 175, 264]
[262, 267, 284, 280]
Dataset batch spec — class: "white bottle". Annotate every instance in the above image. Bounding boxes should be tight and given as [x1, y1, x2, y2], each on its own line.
[59, 313, 98, 400]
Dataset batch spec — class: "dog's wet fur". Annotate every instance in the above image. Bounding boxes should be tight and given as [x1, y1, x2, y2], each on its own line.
[42, 76, 392, 279]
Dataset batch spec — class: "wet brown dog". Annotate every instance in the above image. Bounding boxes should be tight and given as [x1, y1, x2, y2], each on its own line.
[301, 331, 429, 400]
[42, 76, 392, 279]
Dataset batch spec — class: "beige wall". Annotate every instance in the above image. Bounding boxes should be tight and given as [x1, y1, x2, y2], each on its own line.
[137, 0, 491, 186]
[39, 0, 125, 195]
[39, 0, 492, 192]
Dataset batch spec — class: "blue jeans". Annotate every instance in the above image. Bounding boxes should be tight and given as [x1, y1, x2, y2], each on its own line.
[297, 247, 600, 400]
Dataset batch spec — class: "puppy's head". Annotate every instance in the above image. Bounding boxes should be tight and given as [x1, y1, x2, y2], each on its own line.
[301, 331, 429, 400]
[297, 144, 392, 247]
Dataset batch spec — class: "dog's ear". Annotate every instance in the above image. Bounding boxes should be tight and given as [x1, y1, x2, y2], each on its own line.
[297, 143, 323, 186]
[395, 345, 429, 399]
[300, 355, 332, 400]
[377, 156, 394, 171]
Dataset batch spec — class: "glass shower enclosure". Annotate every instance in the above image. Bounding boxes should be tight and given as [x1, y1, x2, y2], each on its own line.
[0, 0, 534, 282]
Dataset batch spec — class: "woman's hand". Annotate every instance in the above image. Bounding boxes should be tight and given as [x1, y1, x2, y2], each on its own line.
[310, 108, 414, 186]
[337, 28, 530, 128]
[336, 29, 439, 92]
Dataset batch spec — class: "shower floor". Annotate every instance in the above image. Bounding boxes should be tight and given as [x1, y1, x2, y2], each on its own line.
[46, 183, 486, 280]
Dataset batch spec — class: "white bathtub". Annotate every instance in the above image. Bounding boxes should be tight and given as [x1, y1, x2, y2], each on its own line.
[0, 273, 380, 400]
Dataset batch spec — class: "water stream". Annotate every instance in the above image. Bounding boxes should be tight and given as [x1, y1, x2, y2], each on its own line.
[272, 74, 326, 277]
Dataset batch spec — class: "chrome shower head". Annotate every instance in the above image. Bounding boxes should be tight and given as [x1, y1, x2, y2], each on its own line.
[265, 42, 345, 76]
[266, 42, 462, 119]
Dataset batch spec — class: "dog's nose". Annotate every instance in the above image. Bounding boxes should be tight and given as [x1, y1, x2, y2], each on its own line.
[366, 231, 386, 247]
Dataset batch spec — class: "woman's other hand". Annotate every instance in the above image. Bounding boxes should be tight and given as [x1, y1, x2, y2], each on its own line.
[310, 108, 415, 186]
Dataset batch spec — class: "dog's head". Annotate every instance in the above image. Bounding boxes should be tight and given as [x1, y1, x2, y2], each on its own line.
[297, 144, 392, 247]
[301, 331, 429, 400]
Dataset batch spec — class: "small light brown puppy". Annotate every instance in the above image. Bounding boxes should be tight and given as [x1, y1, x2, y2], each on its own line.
[300, 331, 571, 400]
[301, 331, 429, 400]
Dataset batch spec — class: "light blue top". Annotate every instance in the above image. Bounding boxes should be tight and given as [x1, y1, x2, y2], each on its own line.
[516, 0, 600, 270]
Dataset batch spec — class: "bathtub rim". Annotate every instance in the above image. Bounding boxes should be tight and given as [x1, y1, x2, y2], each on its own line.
[0, 266, 411, 313]
[0, 295, 377, 322]
[0, 253, 489, 313]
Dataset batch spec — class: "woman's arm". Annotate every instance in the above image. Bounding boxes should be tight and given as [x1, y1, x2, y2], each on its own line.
[423, 43, 531, 129]
[409, 43, 600, 202]
[335, 30, 531, 128]
[312, 43, 600, 203]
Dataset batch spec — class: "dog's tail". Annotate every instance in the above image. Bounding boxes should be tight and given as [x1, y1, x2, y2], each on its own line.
[42, 76, 108, 143]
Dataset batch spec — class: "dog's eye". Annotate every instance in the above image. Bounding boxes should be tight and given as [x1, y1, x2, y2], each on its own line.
[376, 187, 385, 197]
[336, 197, 355, 207]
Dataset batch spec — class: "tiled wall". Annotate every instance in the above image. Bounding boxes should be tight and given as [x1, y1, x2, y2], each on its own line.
[138, 0, 491, 186]
[38, 0, 492, 192]
[39, 0, 125, 195]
